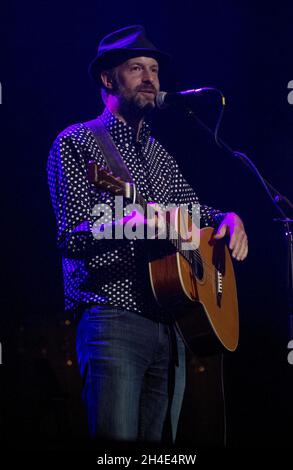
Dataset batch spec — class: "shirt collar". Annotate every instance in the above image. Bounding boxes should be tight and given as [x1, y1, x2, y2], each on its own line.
[99, 107, 151, 148]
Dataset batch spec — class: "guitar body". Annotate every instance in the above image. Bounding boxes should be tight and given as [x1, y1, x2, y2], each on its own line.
[87, 163, 239, 355]
[149, 227, 239, 354]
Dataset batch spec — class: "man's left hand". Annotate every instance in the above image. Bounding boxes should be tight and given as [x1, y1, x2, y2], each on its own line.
[213, 212, 248, 261]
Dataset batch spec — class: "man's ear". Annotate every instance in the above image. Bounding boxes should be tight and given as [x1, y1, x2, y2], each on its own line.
[100, 71, 113, 90]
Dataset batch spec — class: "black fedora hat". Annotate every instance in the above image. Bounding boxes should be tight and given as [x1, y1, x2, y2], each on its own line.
[88, 25, 171, 84]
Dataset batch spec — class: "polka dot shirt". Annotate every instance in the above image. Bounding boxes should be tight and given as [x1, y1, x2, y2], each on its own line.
[47, 107, 225, 322]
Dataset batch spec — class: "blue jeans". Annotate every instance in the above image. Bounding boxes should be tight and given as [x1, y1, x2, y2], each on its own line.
[76, 306, 186, 443]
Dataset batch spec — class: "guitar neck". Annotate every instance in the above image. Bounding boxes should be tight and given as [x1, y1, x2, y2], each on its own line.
[87, 161, 198, 264]
[131, 187, 197, 264]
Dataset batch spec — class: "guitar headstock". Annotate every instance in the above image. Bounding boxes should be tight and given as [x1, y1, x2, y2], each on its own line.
[88, 161, 132, 197]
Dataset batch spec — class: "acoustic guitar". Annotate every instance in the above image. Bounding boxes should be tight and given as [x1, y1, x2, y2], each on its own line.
[88, 162, 239, 354]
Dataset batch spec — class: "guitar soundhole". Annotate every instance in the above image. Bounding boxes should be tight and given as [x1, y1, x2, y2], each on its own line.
[192, 250, 204, 281]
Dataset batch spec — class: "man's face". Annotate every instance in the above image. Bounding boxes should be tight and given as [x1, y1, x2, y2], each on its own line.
[112, 56, 160, 114]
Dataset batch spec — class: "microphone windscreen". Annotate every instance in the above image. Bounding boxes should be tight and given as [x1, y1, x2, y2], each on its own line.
[155, 91, 167, 109]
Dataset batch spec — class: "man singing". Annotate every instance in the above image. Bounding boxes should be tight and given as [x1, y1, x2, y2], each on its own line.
[47, 25, 248, 444]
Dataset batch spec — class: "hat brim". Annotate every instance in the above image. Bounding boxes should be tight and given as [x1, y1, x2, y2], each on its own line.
[88, 48, 171, 85]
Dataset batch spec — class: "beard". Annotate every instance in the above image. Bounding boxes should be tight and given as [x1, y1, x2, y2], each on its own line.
[118, 90, 156, 119]
[111, 77, 158, 120]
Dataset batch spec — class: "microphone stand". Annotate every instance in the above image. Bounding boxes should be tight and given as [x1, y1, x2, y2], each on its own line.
[184, 106, 293, 344]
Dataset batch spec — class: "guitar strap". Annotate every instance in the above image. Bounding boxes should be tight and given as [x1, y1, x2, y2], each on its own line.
[84, 116, 180, 374]
[83, 117, 134, 183]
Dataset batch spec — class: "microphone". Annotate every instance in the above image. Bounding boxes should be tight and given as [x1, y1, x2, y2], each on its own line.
[155, 87, 219, 109]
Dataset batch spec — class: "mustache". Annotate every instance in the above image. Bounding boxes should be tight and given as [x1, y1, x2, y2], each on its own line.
[136, 85, 157, 93]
